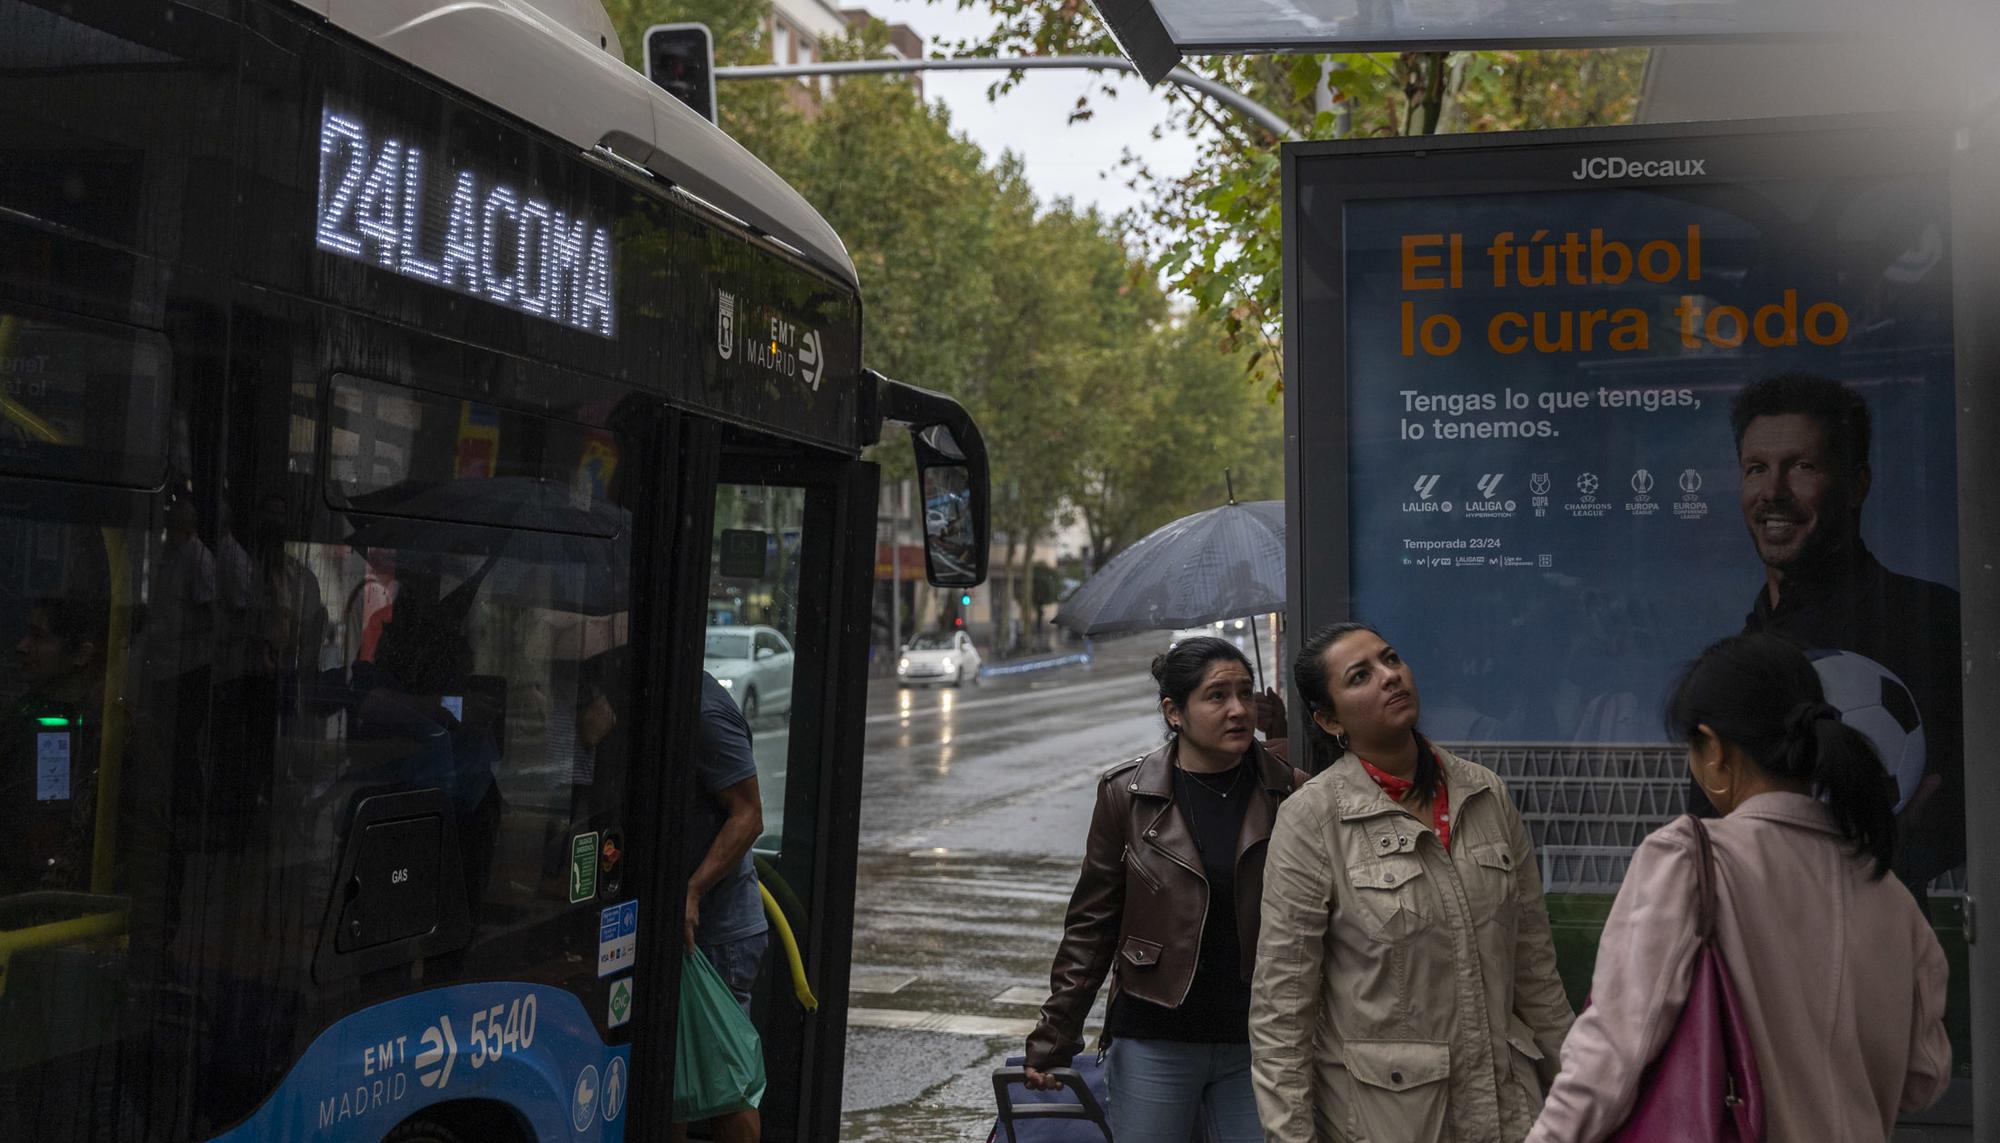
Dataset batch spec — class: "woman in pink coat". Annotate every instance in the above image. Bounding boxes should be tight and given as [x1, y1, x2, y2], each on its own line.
[1530, 633, 1952, 1142]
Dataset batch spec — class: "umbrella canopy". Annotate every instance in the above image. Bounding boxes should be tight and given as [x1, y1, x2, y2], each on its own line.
[1055, 499, 1284, 637]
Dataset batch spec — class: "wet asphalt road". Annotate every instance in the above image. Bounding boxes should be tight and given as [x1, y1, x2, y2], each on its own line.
[838, 636, 1165, 1141]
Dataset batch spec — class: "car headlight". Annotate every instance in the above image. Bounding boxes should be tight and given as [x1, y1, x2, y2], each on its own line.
[941, 657, 956, 670]
[898, 658, 910, 672]
[716, 677, 733, 689]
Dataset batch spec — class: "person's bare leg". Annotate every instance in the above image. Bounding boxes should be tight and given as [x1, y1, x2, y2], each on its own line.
[711, 1108, 761, 1143]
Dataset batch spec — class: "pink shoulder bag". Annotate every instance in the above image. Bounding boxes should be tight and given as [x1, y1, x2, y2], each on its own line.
[1608, 815, 1765, 1142]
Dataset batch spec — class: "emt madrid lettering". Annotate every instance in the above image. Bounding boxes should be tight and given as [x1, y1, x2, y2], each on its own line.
[315, 108, 616, 337]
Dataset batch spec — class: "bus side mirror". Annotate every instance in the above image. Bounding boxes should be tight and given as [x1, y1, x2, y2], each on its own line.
[912, 425, 984, 588]
[874, 372, 990, 589]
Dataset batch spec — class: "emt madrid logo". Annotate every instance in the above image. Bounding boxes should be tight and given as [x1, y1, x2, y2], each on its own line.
[717, 290, 735, 359]
[1571, 156, 1706, 181]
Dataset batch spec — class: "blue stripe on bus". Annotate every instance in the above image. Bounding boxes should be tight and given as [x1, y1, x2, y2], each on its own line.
[209, 982, 629, 1142]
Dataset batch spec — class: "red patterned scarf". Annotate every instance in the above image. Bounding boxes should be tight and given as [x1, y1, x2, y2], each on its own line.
[1357, 753, 1452, 851]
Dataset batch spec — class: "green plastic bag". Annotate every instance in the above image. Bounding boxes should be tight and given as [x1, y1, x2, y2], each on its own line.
[674, 949, 767, 1122]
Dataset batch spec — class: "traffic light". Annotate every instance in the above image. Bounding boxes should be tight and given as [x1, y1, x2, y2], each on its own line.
[960, 593, 973, 607]
[644, 23, 717, 125]
[954, 616, 965, 628]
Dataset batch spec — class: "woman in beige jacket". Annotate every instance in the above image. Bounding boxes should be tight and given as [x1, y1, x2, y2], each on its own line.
[1251, 623, 1574, 1142]
[1530, 633, 1951, 1142]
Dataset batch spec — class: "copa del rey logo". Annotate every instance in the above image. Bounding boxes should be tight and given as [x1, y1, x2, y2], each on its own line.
[1571, 155, 1706, 181]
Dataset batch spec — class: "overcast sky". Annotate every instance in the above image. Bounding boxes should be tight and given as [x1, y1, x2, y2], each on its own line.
[859, 0, 1208, 224]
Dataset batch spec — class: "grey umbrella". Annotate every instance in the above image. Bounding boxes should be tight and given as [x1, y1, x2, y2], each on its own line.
[1054, 497, 1284, 678]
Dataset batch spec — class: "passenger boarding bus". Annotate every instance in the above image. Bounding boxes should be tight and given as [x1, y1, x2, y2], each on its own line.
[0, 1, 989, 1139]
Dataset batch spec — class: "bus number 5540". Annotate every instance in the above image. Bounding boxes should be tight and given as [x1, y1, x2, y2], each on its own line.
[467, 995, 538, 1069]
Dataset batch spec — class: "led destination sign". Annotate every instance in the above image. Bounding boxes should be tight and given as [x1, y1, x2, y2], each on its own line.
[315, 107, 616, 337]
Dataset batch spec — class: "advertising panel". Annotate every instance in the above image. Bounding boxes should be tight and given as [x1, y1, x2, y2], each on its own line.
[1285, 118, 1964, 897]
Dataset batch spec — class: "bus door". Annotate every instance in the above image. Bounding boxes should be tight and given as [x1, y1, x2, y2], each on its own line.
[669, 433, 879, 1143]
[144, 307, 682, 1142]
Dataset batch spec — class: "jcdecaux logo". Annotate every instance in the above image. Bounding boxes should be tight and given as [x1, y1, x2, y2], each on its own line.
[1570, 155, 1706, 181]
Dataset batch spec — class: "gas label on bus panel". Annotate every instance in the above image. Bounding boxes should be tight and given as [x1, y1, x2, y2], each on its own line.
[208, 983, 629, 1142]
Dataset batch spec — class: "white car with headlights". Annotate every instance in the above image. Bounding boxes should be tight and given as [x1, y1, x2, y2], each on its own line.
[705, 625, 794, 721]
[897, 630, 982, 687]
[1168, 617, 1256, 651]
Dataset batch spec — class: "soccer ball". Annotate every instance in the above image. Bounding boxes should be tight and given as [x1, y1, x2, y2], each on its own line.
[1807, 649, 1925, 812]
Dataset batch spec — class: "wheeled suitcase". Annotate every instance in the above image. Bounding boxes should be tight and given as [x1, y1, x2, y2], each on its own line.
[988, 1055, 1113, 1143]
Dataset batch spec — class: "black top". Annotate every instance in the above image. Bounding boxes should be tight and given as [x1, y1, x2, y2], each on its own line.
[1107, 757, 1254, 1044]
[1695, 543, 1964, 883]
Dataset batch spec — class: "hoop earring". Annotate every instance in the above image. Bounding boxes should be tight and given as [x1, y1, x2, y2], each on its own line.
[1335, 732, 1351, 754]
[1701, 780, 1731, 801]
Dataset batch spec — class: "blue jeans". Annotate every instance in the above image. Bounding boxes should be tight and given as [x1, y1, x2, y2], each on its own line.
[698, 931, 769, 1020]
[1103, 1038, 1261, 1143]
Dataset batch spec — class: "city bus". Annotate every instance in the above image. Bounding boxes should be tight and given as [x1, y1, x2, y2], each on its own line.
[0, 0, 988, 1139]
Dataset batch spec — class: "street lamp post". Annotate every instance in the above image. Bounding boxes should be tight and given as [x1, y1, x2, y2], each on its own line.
[715, 55, 1299, 143]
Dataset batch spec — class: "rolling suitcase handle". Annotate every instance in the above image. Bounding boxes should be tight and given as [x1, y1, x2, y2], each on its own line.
[991, 1066, 1113, 1143]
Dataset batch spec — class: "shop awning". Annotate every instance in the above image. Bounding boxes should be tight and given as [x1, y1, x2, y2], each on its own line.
[1089, 0, 1963, 85]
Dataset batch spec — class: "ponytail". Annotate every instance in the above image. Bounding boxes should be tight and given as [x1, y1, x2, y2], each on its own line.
[1292, 623, 1373, 770]
[1778, 703, 1896, 878]
[1667, 634, 1896, 879]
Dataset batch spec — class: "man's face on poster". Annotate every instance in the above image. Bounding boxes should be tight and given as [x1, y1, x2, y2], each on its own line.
[1738, 412, 1866, 574]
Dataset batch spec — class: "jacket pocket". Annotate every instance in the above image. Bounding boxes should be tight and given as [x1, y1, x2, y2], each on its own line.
[1342, 1039, 1450, 1142]
[1345, 855, 1433, 943]
[1465, 838, 1520, 923]
[1123, 844, 1164, 893]
[1118, 935, 1164, 970]
[1505, 1013, 1554, 1099]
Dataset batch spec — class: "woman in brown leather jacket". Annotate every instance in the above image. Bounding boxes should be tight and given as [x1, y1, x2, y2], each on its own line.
[1023, 636, 1298, 1143]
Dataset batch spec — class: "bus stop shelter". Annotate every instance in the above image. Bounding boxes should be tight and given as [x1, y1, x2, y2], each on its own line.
[1085, 0, 2000, 1133]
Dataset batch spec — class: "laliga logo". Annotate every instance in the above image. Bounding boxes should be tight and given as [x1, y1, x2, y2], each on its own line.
[1571, 155, 1707, 181]
[1476, 473, 1504, 500]
[1413, 474, 1441, 500]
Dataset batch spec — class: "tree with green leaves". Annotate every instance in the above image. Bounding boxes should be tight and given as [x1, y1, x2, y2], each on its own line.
[598, 2, 1290, 646]
[935, 6, 1646, 393]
